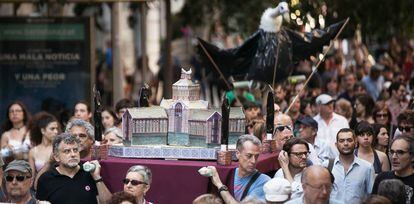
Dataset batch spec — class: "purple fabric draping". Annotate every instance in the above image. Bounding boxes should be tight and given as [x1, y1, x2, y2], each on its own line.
[100, 152, 279, 204]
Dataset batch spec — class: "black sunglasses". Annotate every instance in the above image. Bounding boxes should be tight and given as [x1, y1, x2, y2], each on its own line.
[398, 126, 413, 132]
[275, 125, 292, 132]
[122, 178, 147, 186]
[5, 175, 31, 182]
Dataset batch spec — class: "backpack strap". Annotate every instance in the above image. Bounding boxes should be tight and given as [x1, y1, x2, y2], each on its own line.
[240, 170, 261, 201]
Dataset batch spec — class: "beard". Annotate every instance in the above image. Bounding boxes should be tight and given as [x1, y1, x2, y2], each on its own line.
[338, 147, 354, 155]
[62, 160, 79, 169]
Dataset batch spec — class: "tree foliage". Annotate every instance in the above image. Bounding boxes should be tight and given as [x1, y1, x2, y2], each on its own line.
[176, 0, 414, 42]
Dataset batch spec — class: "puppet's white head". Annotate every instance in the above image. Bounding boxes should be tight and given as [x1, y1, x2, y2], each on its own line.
[259, 2, 290, 33]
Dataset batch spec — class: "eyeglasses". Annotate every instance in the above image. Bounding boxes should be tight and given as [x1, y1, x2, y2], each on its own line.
[275, 125, 292, 132]
[289, 151, 310, 158]
[389, 149, 411, 157]
[376, 113, 388, 118]
[304, 183, 333, 192]
[122, 178, 147, 186]
[5, 175, 31, 182]
[398, 126, 412, 133]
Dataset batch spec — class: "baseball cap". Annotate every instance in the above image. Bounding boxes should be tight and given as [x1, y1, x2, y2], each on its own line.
[263, 178, 292, 202]
[296, 116, 318, 130]
[315, 94, 335, 105]
[5, 160, 32, 176]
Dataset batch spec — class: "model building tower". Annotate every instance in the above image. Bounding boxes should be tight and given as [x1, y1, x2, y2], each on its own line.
[172, 69, 200, 101]
[160, 68, 210, 146]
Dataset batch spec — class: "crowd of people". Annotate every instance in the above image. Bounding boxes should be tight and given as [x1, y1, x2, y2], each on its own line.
[200, 37, 413, 204]
[0, 35, 413, 204]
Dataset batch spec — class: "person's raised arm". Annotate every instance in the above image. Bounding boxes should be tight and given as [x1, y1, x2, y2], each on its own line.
[278, 150, 294, 183]
[89, 160, 112, 204]
[207, 166, 238, 204]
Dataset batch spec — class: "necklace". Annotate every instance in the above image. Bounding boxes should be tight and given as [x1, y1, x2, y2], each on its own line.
[13, 126, 24, 131]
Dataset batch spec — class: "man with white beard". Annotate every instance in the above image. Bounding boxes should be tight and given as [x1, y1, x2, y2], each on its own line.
[36, 133, 111, 204]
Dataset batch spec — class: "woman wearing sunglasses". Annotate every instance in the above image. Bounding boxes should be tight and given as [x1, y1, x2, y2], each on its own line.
[122, 165, 153, 204]
[372, 107, 396, 138]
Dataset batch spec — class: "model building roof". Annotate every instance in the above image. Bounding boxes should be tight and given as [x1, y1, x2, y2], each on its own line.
[189, 109, 221, 121]
[160, 99, 208, 110]
[229, 107, 245, 119]
[126, 106, 168, 119]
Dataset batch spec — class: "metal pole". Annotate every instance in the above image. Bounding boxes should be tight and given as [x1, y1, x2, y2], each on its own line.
[112, 2, 125, 104]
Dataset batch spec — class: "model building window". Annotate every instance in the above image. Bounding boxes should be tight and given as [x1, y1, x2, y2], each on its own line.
[174, 103, 182, 132]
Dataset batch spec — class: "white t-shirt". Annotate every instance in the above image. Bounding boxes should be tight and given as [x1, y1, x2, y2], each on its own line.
[313, 113, 349, 154]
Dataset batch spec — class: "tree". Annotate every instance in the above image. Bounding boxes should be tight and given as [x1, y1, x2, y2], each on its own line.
[176, 0, 414, 43]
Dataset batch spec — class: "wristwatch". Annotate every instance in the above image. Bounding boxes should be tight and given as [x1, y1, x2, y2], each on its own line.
[94, 177, 103, 183]
[218, 185, 228, 193]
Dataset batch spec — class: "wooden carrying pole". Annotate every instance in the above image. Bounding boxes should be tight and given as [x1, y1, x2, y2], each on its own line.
[284, 17, 350, 114]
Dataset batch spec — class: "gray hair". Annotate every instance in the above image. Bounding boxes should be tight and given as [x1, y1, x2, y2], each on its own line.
[127, 165, 152, 185]
[378, 179, 406, 204]
[53, 132, 80, 154]
[65, 119, 95, 141]
[236, 134, 262, 151]
[104, 127, 123, 139]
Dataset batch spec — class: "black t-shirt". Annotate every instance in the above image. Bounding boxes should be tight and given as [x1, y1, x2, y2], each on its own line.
[372, 171, 414, 204]
[36, 167, 98, 204]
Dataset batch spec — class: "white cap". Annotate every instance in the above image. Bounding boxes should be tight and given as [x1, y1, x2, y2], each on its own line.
[263, 178, 292, 202]
[315, 94, 334, 105]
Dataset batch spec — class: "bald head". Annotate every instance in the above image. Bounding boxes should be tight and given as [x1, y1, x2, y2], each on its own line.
[302, 166, 333, 204]
[274, 113, 292, 126]
[302, 165, 330, 183]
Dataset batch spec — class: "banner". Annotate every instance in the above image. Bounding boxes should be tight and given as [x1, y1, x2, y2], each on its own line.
[0, 17, 93, 123]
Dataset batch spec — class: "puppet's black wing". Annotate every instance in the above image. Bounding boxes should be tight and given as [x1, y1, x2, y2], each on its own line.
[197, 31, 261, 82]
[287, 19, 346, 62]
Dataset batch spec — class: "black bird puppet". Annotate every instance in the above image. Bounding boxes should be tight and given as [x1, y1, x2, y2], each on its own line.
[197, 2, 346, 85]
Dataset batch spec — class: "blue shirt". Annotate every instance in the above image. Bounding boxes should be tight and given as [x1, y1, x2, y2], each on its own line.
[361, 75, 384, 101]
[233, 168, 270, 201]
[330, 156, 375, 203]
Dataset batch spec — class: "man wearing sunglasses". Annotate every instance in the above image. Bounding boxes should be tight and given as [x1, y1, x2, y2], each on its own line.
[372, 135, 414, 204]
[36, 133, 111, 204]
[4, 160, 47, 204]
[273, 114, 294, 152]
[275, 137, 309, 200]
